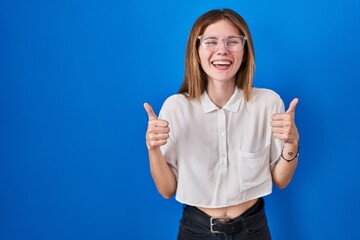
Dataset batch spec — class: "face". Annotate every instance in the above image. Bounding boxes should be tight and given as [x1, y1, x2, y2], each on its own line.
[198, 20, 244, 86]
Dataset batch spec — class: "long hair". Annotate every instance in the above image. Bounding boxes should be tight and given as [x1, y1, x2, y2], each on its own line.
[178, 8, 255, 101]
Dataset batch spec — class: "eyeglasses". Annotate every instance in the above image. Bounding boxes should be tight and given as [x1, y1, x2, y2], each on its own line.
[198, 35, 247, 52]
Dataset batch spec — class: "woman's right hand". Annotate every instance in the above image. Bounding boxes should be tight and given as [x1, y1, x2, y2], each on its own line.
[144, 103, 170, 150]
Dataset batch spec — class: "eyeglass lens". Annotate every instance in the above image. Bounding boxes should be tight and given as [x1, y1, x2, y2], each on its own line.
[200, 36, 246, 51]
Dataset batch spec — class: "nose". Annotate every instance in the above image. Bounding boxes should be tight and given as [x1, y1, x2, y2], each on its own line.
[216, 40, 229, 54]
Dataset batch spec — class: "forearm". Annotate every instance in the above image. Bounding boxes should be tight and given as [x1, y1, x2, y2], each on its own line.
[148, 148, 177, 199]
[271, 143, 299, 189]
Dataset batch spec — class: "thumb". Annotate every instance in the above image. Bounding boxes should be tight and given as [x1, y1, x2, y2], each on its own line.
[143, 102, 158, 120]
[286, 98, 299, 115]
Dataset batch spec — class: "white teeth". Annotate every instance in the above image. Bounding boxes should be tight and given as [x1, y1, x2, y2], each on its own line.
[212, 61, 231, 66]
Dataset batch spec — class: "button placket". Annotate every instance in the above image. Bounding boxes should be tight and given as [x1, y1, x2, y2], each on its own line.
[217, 109, 227, 167]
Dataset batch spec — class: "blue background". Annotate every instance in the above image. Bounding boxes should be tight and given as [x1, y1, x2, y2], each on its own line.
[1, 0, 360, 239]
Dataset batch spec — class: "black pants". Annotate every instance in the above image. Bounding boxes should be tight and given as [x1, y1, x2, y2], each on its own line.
[177, 198, 271, 240]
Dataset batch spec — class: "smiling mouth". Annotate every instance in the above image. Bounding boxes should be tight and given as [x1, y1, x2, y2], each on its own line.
[212, 60, 232, 67]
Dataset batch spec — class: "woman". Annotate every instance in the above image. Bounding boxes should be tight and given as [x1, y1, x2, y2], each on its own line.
[144, 8, 299, 240]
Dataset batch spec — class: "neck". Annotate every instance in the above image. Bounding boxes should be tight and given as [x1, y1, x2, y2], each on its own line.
[207, 80, 235, 108]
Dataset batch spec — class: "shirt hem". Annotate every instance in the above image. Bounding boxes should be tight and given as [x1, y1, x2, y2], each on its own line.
[175, 189, 273, 208]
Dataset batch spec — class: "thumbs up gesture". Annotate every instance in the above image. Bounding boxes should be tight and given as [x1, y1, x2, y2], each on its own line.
[271, 98, 299, 144]
[144, 103, 170, 150]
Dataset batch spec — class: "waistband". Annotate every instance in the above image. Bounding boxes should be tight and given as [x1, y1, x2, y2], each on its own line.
[183, 198, 267, 234]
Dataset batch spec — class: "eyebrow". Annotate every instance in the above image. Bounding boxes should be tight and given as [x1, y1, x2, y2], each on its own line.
[203, 36, 218, 39]
[203, 35, 242, 39]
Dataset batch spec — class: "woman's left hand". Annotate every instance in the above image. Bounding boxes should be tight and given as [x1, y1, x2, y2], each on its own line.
[271, 98, 299, 145]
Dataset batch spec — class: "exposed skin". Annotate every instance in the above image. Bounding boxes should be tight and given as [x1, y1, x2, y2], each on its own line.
[198, 20, 244, 108]
[144, 20, 299, 219]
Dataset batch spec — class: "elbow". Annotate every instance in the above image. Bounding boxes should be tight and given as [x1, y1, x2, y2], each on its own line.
[161, 193, 175, 199]
[159, 189, 176, 199]
[153, 174, 177, 199]
[158, 184, 176, 199]
[274, 179, 291, 190]
[271, 166, 296, 190]
[276, 182, 289, 190]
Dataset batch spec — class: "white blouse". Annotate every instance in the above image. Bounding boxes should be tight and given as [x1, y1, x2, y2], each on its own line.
[159, 87, 284, 208]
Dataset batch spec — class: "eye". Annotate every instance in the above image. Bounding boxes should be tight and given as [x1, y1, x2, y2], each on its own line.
[226, 38, 241, 46]
[203, 39, 218, 46]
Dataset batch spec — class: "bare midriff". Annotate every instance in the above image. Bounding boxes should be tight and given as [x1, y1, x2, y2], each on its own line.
[197, 198, 258, 220]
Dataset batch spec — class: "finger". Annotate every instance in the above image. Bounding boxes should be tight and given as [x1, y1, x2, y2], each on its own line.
[148, 120, 169, 128]
[147, 133, 170, 141]
[286, 98, 299, 115]
[144, 102, 158, 120]
[147, 126, 170, 136]
[271, 113, 292, 121]
[270, 120, 290, 127]
[153, 126, 170, 133]
[271, 127, 290, 134]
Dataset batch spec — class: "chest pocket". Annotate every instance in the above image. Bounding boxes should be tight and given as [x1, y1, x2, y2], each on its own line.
[237, 145, 271, 192]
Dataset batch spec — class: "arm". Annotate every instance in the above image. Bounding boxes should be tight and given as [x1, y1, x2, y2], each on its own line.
[271, 143, 299, 189]
[144, 103, 177, 199]
[148, 148, 177, 199]
[271, 98, 300, 189]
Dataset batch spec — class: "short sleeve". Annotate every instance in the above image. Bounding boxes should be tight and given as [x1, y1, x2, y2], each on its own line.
[270, 95, 285, 166]
[158, 96, 179, 179]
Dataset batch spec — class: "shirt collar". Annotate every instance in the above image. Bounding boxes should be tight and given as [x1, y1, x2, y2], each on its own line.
[200, 88, 243, 113]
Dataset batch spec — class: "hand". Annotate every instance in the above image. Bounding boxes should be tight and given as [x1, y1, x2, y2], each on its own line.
[271, 98, 299, 145]
[144, 103, 170, 150]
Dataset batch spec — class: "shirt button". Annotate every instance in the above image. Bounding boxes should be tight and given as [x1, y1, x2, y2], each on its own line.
[220, 132, 225, 136]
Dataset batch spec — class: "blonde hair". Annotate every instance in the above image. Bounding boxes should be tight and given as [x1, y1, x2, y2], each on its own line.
[178, 8, 255, 101]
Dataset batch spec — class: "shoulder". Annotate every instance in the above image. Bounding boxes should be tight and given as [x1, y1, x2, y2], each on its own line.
[250, 88, 284, 111]
[251, 88, 281, 101]
[159, 93, 193, 117]
[162, 93, 189, 108]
